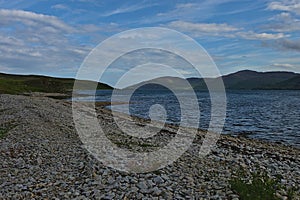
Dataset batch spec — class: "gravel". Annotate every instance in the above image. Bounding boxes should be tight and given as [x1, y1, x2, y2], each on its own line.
[0, 94, 299, 199]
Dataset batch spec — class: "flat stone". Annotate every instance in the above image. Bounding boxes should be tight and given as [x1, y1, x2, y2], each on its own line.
[137, 181, 148, 190]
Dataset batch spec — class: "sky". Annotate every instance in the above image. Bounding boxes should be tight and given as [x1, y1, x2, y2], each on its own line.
[0, 0, 300, 85]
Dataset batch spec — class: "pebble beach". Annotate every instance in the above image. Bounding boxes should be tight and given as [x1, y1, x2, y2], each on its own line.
[0, 94, 299, 199]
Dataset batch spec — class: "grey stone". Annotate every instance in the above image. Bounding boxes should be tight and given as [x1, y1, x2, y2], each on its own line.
[137, 181, 148, 190]
[153, 176, 164, 184]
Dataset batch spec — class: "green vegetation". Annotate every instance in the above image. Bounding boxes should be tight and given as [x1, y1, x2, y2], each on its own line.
[0, 127, 9, 138]
[274, 75, 300, 89]
[230, 170, 297, 200]
[0, 123, 16, 138]
[0, 73, 112, 94]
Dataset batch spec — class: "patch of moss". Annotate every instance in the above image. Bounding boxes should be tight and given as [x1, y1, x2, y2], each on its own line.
[0, 123, 16, 138]
[230, 170, 296, 200]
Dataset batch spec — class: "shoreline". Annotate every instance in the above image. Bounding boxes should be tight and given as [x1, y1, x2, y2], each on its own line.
[0, 94, 299, 199]
[95, 100, 300, 150]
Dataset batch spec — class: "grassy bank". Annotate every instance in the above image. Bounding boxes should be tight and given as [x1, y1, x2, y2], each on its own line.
[0, 73, 112, 94]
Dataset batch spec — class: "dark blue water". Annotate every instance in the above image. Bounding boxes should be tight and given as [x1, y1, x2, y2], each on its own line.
[75, 89, 300, 147]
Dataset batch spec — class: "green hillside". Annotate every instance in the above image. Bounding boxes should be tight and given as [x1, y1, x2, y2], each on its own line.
[273, 75, 300, 90]
[0, 73, 113, 94]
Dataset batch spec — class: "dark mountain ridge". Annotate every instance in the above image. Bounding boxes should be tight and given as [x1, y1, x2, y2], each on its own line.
[0, 70, 299, 94]
[219, 70, 299, 90]
[127, 70, 300, 90]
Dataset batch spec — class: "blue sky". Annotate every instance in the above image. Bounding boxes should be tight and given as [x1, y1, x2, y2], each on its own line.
[0, 0, 299, 82]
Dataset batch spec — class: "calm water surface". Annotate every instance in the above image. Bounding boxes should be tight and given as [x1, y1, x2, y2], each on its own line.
[75, 89, 300, 147]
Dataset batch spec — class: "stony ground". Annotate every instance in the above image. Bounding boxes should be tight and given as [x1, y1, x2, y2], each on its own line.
[0, 94, 299, 199]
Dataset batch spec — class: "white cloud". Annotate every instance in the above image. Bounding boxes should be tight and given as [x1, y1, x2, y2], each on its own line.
[268, 0, 300, 15]
[102, 3, 157, 17]
[167, 20, 286, 40]
[273, 12, 292, 19]
[0, 35, 24, 46]
[167, 21, 239, 37]
[0, 9, 125, 77]
[168, 21, 239, 34]
[265, 0, 300, 33]
[0, 9, 95, 76]
[264, 12, 300, 32]
[236, 31, 286, 40]
[262, 38, 300, 51]
[79, 22, 121, 34]
[51, 4, 69, 10]
[0, 9, 74, 33]
[0, 65, 13, 72]
[271, 63, 295, 68]
[152, 0, 239, 23]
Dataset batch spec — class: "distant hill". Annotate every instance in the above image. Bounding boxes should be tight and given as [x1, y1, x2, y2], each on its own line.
[126, 70, 300, 90]
[1, 70, 298, 94]
[0, 73, 112, 94]
[272, 74, 300, 90]
[220, 70, 299, 90]
[126, 77, 192, 90]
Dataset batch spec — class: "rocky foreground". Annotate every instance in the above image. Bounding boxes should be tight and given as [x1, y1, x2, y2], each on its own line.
[0, 94, 299, 199]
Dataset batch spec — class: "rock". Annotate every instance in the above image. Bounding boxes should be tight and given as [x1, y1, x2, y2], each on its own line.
[153, 176, 164, 184]
[151, 187, 162, 196]
[130, 187, 139, 193]
[147, 180, 154, 187]
[79, 162, 84, 170]
[37, 157, 42, 165]
[0, 94, 299, 200]
[140, 189, 151, 194]
[136, 193, 144, 199]
[161, 175, 169, 181]
[107, 177, 115, 185]
[137, 181, 148, 190]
